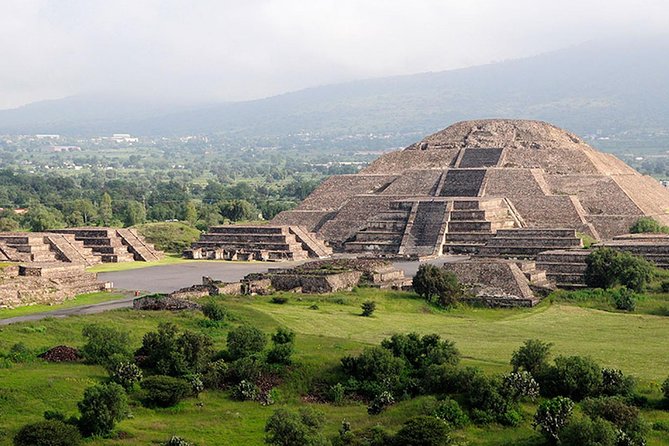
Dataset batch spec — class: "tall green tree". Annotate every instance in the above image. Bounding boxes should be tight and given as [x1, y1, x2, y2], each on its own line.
[99, 193, 113, 226]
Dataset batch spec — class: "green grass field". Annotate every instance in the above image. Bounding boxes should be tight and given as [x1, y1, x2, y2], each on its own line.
[0, 291, 126, 320]
[0, 289, 667, 445]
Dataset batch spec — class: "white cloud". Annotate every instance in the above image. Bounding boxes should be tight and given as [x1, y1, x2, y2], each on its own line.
[1, 0, 667, 108]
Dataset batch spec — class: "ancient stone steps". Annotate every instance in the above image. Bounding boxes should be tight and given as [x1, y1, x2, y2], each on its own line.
[477, 229, 583, 259]
[116, 228, 164, 261]
[45, 234, 100, 266]
[289, 226, 332, 258]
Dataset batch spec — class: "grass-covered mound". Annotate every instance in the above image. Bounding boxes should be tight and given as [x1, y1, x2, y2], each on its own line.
[134, 222, 200, 253]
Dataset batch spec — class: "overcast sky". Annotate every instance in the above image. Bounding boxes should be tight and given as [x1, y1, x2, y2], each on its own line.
[1, 0, 668, 109]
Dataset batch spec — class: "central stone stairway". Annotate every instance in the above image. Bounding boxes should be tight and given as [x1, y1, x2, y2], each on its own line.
[51, 228, 135, 263]
[441, 198, 519, 254]
[344, 201, 412, 254]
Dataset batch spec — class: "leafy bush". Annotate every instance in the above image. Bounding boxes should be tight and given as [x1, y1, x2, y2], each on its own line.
[630, 217, 669, 234]
[662, 376, 669, 401]
[510, 339, 552, 376]
[202, 359, 228, 389]
[140, 375, 191, 407]
[77, 382, 128, 437]
[226, 356, 263, 384]
[367, 390, 395, 415]
[542, 355, 603, 401]
[433, 398, 468, 428]
[163, 436, 193, 446]
[110, 361, 143, 390]
[81, 324, 132, 367]
[13, 419, 82, 446]
[412, 264, 463, 307]
[600, 368, 635, 397]
[559, 416, 617, 446]
[201, 301, 227, 321]
[6, 343, 33, 363]
[233, 380, 260, 401]
[460, 370, 521, 425]
[329, 383, 345, 405]
[270, 296, 289, 304]
[533, 396, 574, 444]
[264, 407, 327, 446]
[611, 287, 637, 311]
[226, 325, 267, 360]
[361, 300, 376, 317]
[341, 346, 406, 399]
[380, 332, 460, 370]
[581, 396, 647, 443]
[137, 322, 214, 376]
[500, 371, 540, 401]
[393, 416, 451, 446]
[584, 248, 654, 292]
[267, 343, 293, 365]
[661, 280, 669, 293]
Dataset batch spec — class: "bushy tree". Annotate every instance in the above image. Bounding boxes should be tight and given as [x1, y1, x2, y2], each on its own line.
[137, 322, 213, 376]
[662, 376, 669, 401]
[510, 339, 552, 376]
[393, 416, 451, 446]
[13, 419, 82, 446]
[140, 375, 191, 407]
[341, 346, 406, 399]
[361, 300, 376, 317]
[267, 327, 295, 365]
[81, 324, 132, 367]
[612, 287, 637, 311]
[77, 382, 128, 437]
[533, 396, 574, 444]
[630, 217, 669, 234]
[542, 355, 603, 401]
[412, 264, 463, 307]
[582, 396, 647, 445]
[601, 368, 635, 397]
[264, 407, 327, 446]
[110, 361, 143, 390]
[433, 398, 469, 428]
[226, 325, 267, 360]
[99, 192, 113, 226]
[201, 301, 227, 322]
[585, 248, 654, 292]
[559, 416, 617, 446]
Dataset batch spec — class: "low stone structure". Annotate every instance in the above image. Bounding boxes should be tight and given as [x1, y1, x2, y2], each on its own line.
[51, 227, 164, 263]
[476, 228, 583, 259]
[0, 261, 110, 309]
[186, 225, 331, 261]
[132, 294, 200, 311]
[442, 259, 551, 307]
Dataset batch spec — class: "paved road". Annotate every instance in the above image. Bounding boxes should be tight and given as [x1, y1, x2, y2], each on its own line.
[0, 256, 465, 325]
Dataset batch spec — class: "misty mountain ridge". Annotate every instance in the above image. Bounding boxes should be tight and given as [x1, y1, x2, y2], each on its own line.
[1, 37, 669, 144]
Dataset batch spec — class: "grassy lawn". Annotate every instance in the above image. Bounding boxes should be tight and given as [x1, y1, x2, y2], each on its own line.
[0, 290, 667, 445]
[87, 254, 197, 273]
[0, 291, 127, 320]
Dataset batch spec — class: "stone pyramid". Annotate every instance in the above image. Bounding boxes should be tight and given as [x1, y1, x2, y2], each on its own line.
[272, 119, 669, 256]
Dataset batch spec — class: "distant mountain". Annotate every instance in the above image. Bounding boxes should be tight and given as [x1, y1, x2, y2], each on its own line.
[2, 37, 669, 144]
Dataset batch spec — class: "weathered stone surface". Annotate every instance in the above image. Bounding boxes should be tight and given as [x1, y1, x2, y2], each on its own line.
[133, 294, 200, 311]
[270, 119, 669, 254]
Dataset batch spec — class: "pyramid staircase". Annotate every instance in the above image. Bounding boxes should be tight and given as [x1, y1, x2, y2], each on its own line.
[116, 228, 164, 261]
[51, 228, 135, 263]
[344, 201, 413, 254]
[189, 225, 330, 261]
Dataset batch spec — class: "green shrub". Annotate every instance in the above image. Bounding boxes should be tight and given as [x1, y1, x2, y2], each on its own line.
[233, 380, 260, 401]
[581, 396, 647, 442]
[611, 287, 637, 311]
[270, 296, 289, 304]
[13, 419, 82, 446]
[227, 356, 263, 384]
[380, 332, 460, 370]
[110, 361, 143, 390]
[271, 327, 295, 345]
[137, 322, 214, 376]
[510, 339, 552, 376]
[201, 301, 227, 321]
[500, 371, 540, 401]
[267, 343, 293, 365]
[81, 324, 132, 367]
[77, 382, 128, 437]
[140, 375, 191, 407]
[662, 376, 669, 401]
[559, 416, 617, 446]
[412, 264, 463, 307]
[202, 359, 228, 389]
[661, 280, 669, 293]
[329, 383, 345, 405]
[584, 248, 654, 292]
[7, 343, 33, 363]
[367, 390, 395, 415]
[433, 398, 468, 428]
[361, 300, 376, 317]
[226, 325, 267, 360]
[630, 217, 669, 234]
[341, 346, 406, 399]
[393, 416, 451, 446]
[542, 355, 603, 401]
[533, 396, 575, 444]
[600, 368, 635, 397]
[265, 407, 327, 446]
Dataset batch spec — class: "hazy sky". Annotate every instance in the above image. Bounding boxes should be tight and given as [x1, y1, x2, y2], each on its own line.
[2, 0, 668, 109]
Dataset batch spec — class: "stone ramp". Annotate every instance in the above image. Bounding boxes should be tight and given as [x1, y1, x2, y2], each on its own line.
[439, 169, 487, 197]
[45, 233, 100, 266]
[402, 201, 449, 257]
[288, 226, 331, 258]
[116, 228, 164, 261]
[457, 148, 504, 168]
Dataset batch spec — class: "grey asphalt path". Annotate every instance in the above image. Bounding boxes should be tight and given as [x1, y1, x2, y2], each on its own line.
[0, 255, 467, 325]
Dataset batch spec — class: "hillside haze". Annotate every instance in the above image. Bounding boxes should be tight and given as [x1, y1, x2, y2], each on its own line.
[1, 37, 668, 143]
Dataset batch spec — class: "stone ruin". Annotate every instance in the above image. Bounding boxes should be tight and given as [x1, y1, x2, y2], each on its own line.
[0, 227, 162, 308]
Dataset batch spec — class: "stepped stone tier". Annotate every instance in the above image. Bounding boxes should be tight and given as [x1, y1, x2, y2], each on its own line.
[0, 262, 109, 309]
[442, 259, 551, 307]
[476, 228, 583, 259]
[598, 234, 669, 268]
[186, 225, 332, 261]
[271, 119, 669, 256]
[50, 228, 164, 263]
